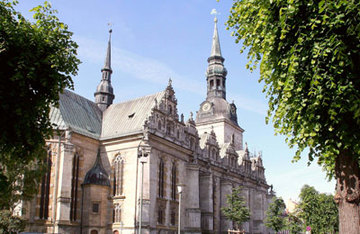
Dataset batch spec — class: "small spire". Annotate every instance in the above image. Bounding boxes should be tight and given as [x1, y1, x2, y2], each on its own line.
[94, 29, 115, 111]
[168, 78, 172, 87]
[102, 29, 112, 72]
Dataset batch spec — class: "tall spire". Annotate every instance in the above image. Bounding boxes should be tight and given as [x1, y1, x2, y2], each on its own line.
[94, 29, 115, 111]
[103, 29, 112, 71]
[210, 17, 222, 58]
[206, 16, 227, 99]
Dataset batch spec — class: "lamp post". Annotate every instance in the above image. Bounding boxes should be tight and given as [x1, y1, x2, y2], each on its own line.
[138, 144, 149, 234]
[177, 184, 185, 234]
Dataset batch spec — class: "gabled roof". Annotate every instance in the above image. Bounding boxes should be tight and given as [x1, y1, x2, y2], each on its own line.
[101, 91, 165, 139]
[50, 89, 166, 140]
[50, 89, 102, 139]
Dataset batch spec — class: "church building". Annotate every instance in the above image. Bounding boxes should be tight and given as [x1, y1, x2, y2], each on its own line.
[23, 17, 273, 234]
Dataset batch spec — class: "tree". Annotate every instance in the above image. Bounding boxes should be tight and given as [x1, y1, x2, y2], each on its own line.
[0, 0, 79, 226]
[265, 197, 286, 232]
[297, 185, 338, 233]
[226, 0, 360, 232]
[0, 210, 26, 234]
[221, 186, 250, 230]
[286, 213, 303, 234]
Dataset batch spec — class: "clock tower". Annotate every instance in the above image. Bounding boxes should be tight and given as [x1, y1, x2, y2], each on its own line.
[196, 16, 244, 151]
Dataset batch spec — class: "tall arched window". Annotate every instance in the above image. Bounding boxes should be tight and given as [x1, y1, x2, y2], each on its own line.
[70, 153, 80, 221]
[113, 155, 124, 196]
[39, 149, 52, 219]
[158, 159, 164, 198]
[113, 203, 121, 223]
[171, 163, 176, 200]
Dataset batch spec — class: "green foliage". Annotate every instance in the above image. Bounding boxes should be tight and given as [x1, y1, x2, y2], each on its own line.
[226, 0, 360, 176]
[297, 185, 338, 233]
[286, 213, 303, 234]
[221, 186, 250, 229]
[0, 209, 26, 233]
[265, 197, 286, 232]
[0, 0, 80, 210]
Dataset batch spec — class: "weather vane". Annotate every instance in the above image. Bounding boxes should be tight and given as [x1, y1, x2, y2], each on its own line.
[210, 8, 220, 22]
[107, 22, 113, 33]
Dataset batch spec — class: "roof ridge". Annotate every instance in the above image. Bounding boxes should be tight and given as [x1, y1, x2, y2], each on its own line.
[112, 90, 165, 105]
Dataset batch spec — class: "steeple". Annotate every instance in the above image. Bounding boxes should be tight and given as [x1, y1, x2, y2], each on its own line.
[94, 29, 115, 111]
[206, 16, 227, 99]
[210, 17, 222, 58]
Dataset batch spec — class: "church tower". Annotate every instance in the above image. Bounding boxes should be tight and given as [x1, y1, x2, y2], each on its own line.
[94, 30, 115, 111]
[196, 16, 244, 151]
[206, 16, 227, 99]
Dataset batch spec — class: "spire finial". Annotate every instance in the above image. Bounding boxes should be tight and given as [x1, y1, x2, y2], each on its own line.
[168, 78, 172, 86]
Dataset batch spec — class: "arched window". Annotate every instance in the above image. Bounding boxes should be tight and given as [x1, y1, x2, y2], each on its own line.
[90, 230, 98, 234]
[158, 120, 162, 130]
[158, 159, 164, 198]
[113, 203, 121, 223]
[169, 105, 173, 114]
[113, 155, 124, 196]
[39, 149, 52, 219]
[216, 79, 220, 89]
[70, 153, 80, 221]
[171, 163, 177, 200]
[210, 80, 214, 89]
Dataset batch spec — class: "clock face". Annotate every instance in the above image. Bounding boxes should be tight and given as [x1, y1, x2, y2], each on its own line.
[202, 103, 211, 112]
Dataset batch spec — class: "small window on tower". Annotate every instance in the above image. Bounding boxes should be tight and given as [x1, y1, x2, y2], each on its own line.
[216, 79, 220, 89]
[210, 80, 214, 89]
[92, 203, 100, 213]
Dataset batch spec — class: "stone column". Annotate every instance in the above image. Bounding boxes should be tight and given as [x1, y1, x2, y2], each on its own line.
[220, 179, 232, 233]
[213, 176, 221, 233]
[55, 142, 74, 225]
[185, 163, 201, 233]
[200, 171, 214, 231]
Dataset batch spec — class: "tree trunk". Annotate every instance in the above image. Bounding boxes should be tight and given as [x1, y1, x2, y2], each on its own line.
[335, 150, 360, 234]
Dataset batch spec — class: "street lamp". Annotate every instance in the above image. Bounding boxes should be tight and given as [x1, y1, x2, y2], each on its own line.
[138, 142, 149, 234]
[177, 184, 185, 234]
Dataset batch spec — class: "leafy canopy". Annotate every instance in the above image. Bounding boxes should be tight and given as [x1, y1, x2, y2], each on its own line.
[265, 197, 286, 232]
[221, 186, 250, 228]
[0, 0, 80, 210]
[226, 0, 360, 175]
[297, 185, 338, 233]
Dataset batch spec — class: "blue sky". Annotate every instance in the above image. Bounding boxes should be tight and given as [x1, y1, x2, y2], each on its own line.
[16, 0, 335, 202]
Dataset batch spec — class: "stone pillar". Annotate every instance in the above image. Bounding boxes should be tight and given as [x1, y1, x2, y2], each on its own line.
[220, 179, 232, 233]
[200, 172, 214, 231]
[213, 176, 221, 233]
[241, 187, 250, 233]
[185, 163, 201, 233]
[55, 142, 74, 225]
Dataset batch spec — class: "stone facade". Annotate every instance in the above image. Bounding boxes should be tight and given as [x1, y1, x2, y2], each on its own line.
[23, 18, 274, 234]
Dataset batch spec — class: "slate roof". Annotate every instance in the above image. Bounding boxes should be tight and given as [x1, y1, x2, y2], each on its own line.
[101, 91, 164, 139]
[50, 89, 165, 140]
[50, 89, 102, 139]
